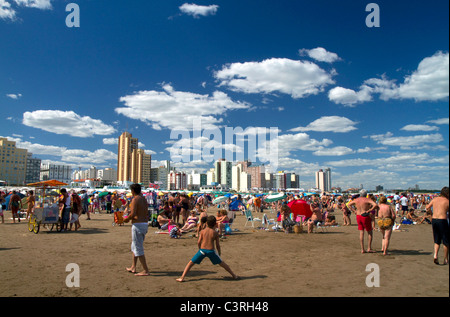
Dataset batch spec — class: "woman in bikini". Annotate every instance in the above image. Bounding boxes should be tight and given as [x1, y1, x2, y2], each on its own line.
[376, 196, 396, 255]
[180, 210, 199, 233]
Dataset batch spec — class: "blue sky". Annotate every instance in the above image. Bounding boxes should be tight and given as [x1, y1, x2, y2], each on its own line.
[1, 0, 448, 190]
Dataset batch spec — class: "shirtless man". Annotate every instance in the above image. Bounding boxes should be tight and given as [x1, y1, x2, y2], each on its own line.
[124, 184, 150, 276]
[347, 190, 378, 253]
[426, 187, 449, 265]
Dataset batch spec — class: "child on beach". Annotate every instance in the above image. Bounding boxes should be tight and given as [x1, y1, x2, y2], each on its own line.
[216, 209, 229, 237]
[170, 223, 182, 239]
[176, 215, 238, 282]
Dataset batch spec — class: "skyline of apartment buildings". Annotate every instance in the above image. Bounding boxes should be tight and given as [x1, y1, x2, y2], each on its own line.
[117, 132, 151, 185]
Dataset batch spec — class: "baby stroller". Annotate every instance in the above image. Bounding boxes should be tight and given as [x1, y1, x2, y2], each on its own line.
[113, 211, 124, 226]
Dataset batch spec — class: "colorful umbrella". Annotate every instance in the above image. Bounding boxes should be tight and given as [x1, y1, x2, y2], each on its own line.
[212, 196, 228, 204]
[287, 199, 312, 219]
[264, 193, 287, 203]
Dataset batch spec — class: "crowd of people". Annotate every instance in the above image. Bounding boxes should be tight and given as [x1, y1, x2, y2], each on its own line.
[1, 185, 448, 277]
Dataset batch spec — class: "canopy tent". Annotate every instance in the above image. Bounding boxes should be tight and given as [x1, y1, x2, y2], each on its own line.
[27, 180, 68, 187]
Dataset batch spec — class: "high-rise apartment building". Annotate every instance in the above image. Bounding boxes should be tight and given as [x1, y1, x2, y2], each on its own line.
[214, 159, 232, 187]
[0, 138, 28, 185]
[25, 153, 41, 184]
[117, 132, 151, 184]
[315, 168, 331, 192]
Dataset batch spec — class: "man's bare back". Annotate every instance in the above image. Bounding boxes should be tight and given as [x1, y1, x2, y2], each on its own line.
[427, 196, 449, 220]
[348, 197, 377, 215]
[129, 195, 149, 224]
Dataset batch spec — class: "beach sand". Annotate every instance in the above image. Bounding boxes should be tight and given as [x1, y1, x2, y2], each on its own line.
[0, 207, 448, 297]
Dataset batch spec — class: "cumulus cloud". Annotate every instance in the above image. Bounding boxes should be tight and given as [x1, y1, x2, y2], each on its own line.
[313, 146, 354, 156]
[13, 0, 51, 9]
[328, 86, 372, 106]
[1, 136, 116, 166]
[179, 3, 219, 18]
[400, 124, 439, 132]
[328, 51, 449, 106]
[115, 84, 251, 131]
[299, 47, 342, 63]
[22, 110, 117, 138]
[6, 93, 22, 99]
[276, 132, 333, 156]
[0, 0, 15, 20]
[426, 117, 449, 125]
[289, 116, 358, 133]
[214, 58, 335, 99]
[369, 132, 444, 148]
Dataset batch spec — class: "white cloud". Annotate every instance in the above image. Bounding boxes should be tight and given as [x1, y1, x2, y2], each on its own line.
[13, 0, 52, 10]
[1, 136, 117, 166]
[369, 132, 444, 148]
[289, 116, 358, 133]
[299, 47, 341, 63]
[215, 58, 335, 99]
[6, 93, 22, 99]
[328, 51, 449, 106]
[179, 3, 219, 18]
[0, 0, 15, 20]
[426, 117, 449, 125]
[328, 86, 372, 106]
[313, 146, 354, 156]
[103, 138, 118, 145]
[276, 132, 333, 155]
[22, 110, 117, 138]
[326, 152, 449, 168]
[400, 124, 439, 132]
[116, 84, 251, 130]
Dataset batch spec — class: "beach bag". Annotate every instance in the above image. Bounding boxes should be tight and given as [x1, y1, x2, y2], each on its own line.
[294, 223, 303, 234]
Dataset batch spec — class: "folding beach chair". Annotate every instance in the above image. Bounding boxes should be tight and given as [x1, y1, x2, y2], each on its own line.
[262, 213, 277, 229]
[244, 209, 261, 228]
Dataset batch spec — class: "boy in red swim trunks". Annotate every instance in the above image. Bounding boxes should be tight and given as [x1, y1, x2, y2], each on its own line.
[348, 190, 378, 254]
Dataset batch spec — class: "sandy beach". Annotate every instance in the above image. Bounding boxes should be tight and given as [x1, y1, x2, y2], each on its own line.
[0, 207, 448, 298]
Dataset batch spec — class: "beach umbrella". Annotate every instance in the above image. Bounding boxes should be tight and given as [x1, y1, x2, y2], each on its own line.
[264, 193, 287, 203]
[4, 192, 26, 208]
[212, 196, 228, 204]
[287, 199, 312, 219]
[98, 191, 109, 198]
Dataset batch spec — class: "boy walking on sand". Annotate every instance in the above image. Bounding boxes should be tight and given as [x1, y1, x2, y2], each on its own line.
[176, 216, 238, 282]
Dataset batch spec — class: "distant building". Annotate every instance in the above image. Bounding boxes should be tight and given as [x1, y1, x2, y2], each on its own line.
[25, 153, 41, 184]
[150, 160, 173, 190]
[214, 159, 232, 187]
[232, 163, 251, 192]
[315, 168, 331, 192]
[168, 170, 187, 190]
[117, 132, 152, 184]
[40, 163, 72, 184]
[0, 138, 28, 185]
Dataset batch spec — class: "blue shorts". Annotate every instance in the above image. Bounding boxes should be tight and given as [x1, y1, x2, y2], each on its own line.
[191, 249, 222, 265]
